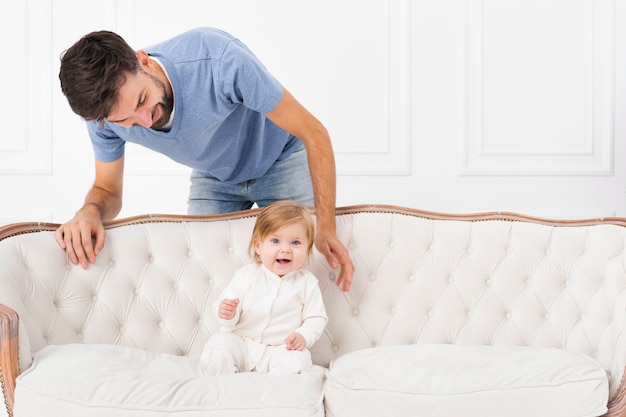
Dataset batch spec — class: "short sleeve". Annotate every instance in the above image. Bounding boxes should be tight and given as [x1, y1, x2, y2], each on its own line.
[86, 121, 126, 162]
[216, 40, 284, 115]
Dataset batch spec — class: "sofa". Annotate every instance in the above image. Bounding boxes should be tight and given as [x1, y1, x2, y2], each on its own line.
[0, 204, 625, 417]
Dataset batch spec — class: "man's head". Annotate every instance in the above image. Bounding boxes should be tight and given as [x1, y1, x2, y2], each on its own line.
[60, 31, 174, 129]
[59, 31, 139, 122]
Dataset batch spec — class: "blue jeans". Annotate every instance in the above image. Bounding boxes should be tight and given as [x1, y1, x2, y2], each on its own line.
[187, 148, 314, 214]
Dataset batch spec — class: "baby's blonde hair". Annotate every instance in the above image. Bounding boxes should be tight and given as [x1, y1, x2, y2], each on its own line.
[248, 200, 315, 264]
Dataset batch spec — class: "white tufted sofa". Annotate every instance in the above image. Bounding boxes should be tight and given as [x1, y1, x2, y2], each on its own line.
[1, 204, 625, 417]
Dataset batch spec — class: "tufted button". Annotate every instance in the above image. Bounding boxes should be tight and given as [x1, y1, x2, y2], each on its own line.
[352, 308, 360, 316]
[108, 260, 115, 267]
[564, 279, 570, 287]
[507, 246, 513, 253]
[66, 264, 72, 271]
[329, 273, 336, 281]
[91, 295, 98, 302]
[120, 326, 126, 334]
[428, 310, 434, 317]
[429, 244, 434, 251]
[391, 307, 397, 314]
[467, 246, 473, 254]
[159, 321, 165, 328]
[134, 288, 141, 296]
[77, 333, 84, 340]
[148, 256, 154, 263]
[188, 250, 194, 257]
[197, 318, 204, 325]
[486, 279, 492, 286]
[389, 242, 395, 249]
[409, 275, 416, 282]
[349, 243, 356, 250]
[545, 313, 551, 320]
[370, 274, 376, 281]
[227, 247, 234, 254]
[526, 277, 532, 285]
[506, 312, 512, 319]
[332, 345, 339, 352]
[172, 283, 179, 291]
[467, 310, 473, 318]
[545, 248, 552, 255]
[448, 276, 454, 284]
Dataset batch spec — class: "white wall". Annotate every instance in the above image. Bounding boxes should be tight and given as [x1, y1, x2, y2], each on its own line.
[1, 0, 625, 226]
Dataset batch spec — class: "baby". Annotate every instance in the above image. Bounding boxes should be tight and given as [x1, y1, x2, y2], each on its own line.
[200, 200, 328, 375]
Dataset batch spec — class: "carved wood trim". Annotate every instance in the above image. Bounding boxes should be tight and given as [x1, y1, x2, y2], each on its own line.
[0, 304, 18, 417]
[2, 204, 626, 242]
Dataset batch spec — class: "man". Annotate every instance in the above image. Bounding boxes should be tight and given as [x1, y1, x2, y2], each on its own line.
[55, 27, 353, 291]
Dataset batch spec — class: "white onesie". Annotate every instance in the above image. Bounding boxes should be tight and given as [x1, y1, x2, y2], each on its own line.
[201, 263, 327, 374]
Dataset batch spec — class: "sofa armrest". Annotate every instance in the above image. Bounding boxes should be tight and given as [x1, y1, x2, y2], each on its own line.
[0, 304, 18, 417]
[604, 369, 626, 417]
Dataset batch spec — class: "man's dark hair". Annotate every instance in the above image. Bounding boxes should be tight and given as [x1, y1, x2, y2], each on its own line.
[59, 31, 139, 121]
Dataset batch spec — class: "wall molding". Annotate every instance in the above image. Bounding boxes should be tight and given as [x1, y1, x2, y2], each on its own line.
[0, 0, 52, 175]
[335, 0, 412, 175]
[461, 0, 615, 176]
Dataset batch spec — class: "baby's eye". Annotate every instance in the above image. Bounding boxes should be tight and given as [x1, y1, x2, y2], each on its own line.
[270, 238, 280, 244]
[291, 240, 301, 246]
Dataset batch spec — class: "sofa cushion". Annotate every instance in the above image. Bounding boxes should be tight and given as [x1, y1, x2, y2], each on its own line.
[14, 344, 325, 417]
[324, 344, 608, 417]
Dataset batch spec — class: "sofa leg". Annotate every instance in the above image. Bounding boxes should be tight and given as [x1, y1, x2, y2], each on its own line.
[0, 304, 19, 417]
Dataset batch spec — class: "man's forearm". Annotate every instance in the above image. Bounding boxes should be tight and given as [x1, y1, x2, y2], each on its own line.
[305, 129, 338, 232]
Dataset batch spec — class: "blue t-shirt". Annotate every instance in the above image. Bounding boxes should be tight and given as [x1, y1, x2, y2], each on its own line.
[87, 27, 302, 183]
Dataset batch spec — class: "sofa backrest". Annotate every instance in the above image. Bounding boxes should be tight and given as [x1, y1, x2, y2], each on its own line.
[1, 205, 625, 398]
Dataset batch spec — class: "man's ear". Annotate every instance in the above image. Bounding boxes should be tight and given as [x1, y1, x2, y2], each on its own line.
[136, 50, 152, 71]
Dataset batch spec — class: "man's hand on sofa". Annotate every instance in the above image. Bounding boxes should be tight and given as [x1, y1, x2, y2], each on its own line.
[315, 230, 354, 292]
[54, 207, 105, 269]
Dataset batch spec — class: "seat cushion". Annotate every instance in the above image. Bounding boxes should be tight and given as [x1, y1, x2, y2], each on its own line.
[324, 344, 608, 417]
[14, 344, 325, 417]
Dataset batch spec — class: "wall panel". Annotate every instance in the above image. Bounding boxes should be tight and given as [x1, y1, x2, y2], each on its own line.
[0, 0, 52, 174]
[462, 0, 615, 175]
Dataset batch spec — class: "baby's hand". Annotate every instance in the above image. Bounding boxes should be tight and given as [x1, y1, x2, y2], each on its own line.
[218, 298, 239, 320]
[285, 332, 306, 351]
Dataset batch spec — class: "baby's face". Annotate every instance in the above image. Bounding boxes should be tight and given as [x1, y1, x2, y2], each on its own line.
[254, 222, 309, 276]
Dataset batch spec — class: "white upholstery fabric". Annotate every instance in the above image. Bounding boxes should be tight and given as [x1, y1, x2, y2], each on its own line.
[14, 344, 326, 417]
[1, 208, 625, 416]
[324, 344, 608, 417]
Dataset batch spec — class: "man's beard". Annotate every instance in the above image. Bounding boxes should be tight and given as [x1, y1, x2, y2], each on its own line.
[151, 101, 173, 130]
[148, 73, 174, 130]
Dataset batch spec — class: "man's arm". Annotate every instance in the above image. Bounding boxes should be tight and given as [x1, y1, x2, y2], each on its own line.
[55, 156, 125, 268]
[266, 88, 354, 291]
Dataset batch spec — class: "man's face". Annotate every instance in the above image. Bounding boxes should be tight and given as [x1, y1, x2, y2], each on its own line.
[106, 70, 173, 130]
